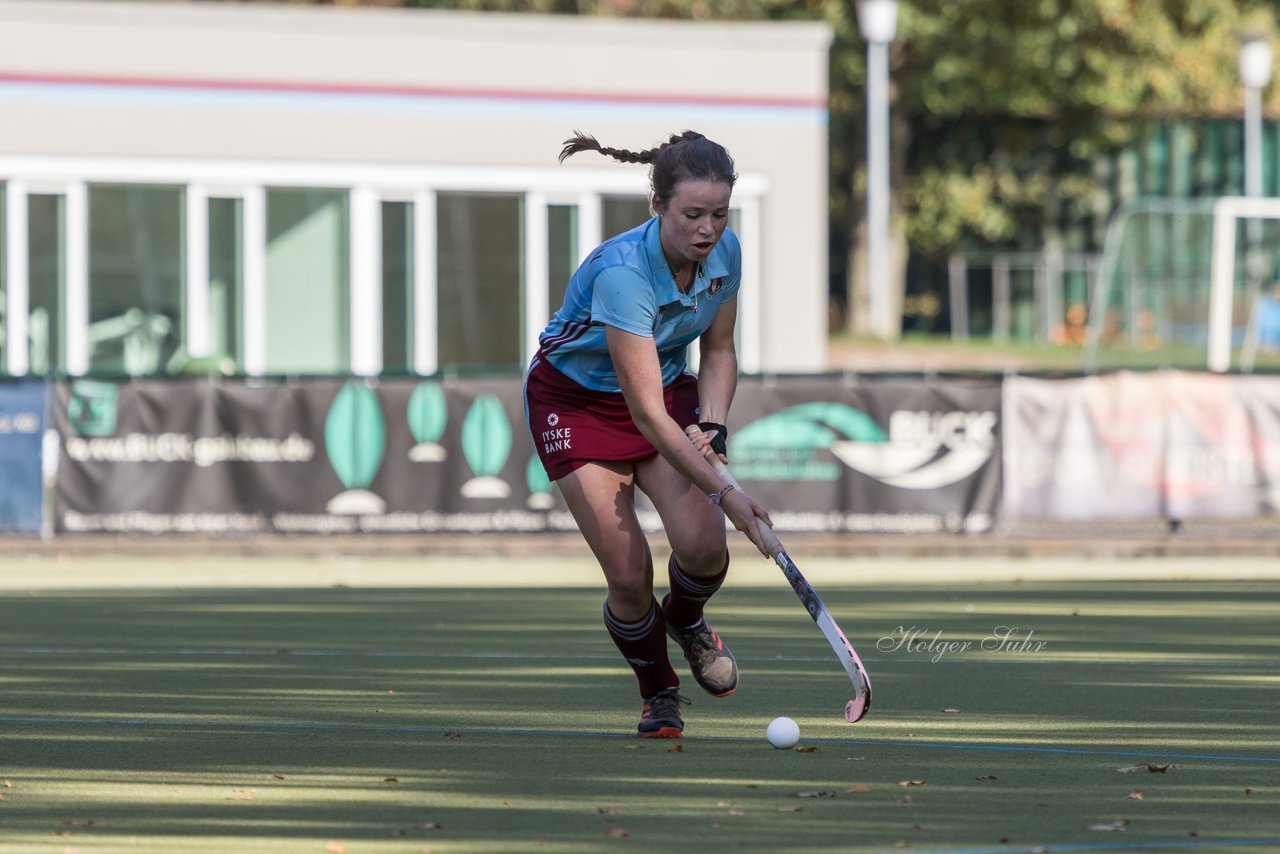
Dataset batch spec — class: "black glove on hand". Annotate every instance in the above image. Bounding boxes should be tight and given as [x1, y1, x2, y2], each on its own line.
[697, 421, 729, 457]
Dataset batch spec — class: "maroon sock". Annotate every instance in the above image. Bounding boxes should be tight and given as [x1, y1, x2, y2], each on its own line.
[603, 598, 679, 698]
[662, 552, 729, 629]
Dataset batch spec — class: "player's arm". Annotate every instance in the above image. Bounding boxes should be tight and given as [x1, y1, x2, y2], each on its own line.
[607, 326, 770, 554]
[693, 295, 738, 460]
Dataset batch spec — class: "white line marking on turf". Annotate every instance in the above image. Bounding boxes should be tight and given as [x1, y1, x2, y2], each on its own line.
[0, 645, 1272, 669]
[906, 840, 1280, 854]
[1, 715, 1277, 764]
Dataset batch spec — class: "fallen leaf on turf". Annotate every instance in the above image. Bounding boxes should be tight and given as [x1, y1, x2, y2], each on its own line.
[791, 791, 836, 799]
[667, 744, 684, 753]
[597, 807, 624, 815]
[624, 745, 644, 750]
[778, 806, 802, 812]
[728, 809, 748, 816]
[266, 774, 285, 781]
[603, 827, 629, 838]
[1117, 763, 1179, 774]
[445, 731, 462, 739]
[382, 777, 399, 783]
[942, 708, 961, 714]
[897, 780, 927, 787]
[715, 801, 731, 808]
[1087, 819, 1130, 832]
[976, 775, 999, 781]
[997, 837, 1009, 844]
[227, 789, 256, 801]
[1127, 789, 1144, 800]
[847, 784, 870, 794]
[794, 746, 818, 753]
[1243, 787, 1254, 796]
[388, 829, 406, 837]
[324, 844, 347, 853]
[416, 822, 442, 830]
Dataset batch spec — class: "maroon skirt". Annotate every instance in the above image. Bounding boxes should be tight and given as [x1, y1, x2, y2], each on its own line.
[524, 358, 700, 481]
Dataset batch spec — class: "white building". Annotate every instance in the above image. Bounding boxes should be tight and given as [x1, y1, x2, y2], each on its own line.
[0, 0, 832, 377]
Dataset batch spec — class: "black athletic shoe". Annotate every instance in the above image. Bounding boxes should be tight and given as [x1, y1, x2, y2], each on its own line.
[667, 617, 739, 697]
[637, 688, 689, 738]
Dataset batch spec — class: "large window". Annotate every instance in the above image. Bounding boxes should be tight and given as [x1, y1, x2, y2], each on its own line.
[266, 189, 348, 374]
[547, 204, 578, 316]
[0, 164, 761, 378]
[603, 195, 651, 238]
[437, 193, 521, 372]
[88, 185, 183, 375]
[381, 201, 413, 374]
[29, 193, 65, 375]
[207, 196, 243, 370]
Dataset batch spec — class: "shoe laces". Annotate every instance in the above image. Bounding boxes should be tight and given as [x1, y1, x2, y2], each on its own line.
[645, 688, 690, 720]
[678, 621, 721, 662]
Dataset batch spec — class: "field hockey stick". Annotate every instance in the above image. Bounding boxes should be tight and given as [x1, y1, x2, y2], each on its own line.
[686, 425, 872, 723]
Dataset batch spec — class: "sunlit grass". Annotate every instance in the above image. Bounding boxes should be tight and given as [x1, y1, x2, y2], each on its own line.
[1, 559, 1277, 853]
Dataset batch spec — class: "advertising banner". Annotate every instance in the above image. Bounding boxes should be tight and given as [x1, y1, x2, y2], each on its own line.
[53, 376, 573, 535]
[724, 376, 1002, 534]
[1003, 372, 1280, 519]
[53, 375, 1002, 535]
[0, 381, 47, 533]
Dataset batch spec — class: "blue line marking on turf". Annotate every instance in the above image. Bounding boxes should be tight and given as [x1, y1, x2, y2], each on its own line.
[1, 715, 1276, 764]
[907, 839, 1280, 854]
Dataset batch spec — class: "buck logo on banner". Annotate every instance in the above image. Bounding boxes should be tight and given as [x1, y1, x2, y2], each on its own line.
[726, 377, 1001, 534]
[1003, 372, 1280, 519]
[0, 381, 47, 533]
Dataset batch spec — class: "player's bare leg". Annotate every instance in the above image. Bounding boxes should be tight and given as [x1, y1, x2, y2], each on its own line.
[557, 461, 687, 736]
[636, 453, 739, 697]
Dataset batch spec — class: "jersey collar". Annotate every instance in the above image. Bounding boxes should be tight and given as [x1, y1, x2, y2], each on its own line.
[644, 216, 731, 307]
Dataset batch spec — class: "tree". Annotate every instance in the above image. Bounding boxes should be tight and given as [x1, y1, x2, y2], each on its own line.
[243, 0, 1279, 338]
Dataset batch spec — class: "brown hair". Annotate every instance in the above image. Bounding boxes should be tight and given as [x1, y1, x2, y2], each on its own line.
[559, 130, 737, 210]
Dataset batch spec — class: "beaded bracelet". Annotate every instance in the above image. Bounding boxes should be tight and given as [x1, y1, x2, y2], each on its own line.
[708, 483, 737, 506]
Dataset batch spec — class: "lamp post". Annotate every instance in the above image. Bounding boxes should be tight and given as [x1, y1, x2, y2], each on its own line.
[857, 0, 897, 340]
[1239, 34, 1272, 371]
[1240, 35, 1272, 203]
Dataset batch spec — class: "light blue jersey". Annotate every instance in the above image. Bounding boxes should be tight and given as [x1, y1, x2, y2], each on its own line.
[534, 216, 741, 393]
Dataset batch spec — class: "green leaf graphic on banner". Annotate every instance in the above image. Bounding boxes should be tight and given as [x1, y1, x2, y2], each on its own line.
[407, 382, 447, 443]
[459, 395, 513, 499]
[788, 402, 887, 442]
[733, 404, 886, 452]
[525, 454, 555, 509]
[67, 380, 119, 437]
[527, 454, 551, 494]
[407, 382, 449, 462]
[461, 395, 511, 478]
[325, 382, 386, 490]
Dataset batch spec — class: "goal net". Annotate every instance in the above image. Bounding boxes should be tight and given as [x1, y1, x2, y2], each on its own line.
[1083, 196, 1280, 372]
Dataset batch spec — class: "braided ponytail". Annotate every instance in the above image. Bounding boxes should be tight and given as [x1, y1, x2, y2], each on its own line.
[559, 129, 737, 210]
[559, 131, 652, 165]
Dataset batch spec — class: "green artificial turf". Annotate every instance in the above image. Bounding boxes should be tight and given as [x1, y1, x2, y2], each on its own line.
[0, 556, 1277, 853]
